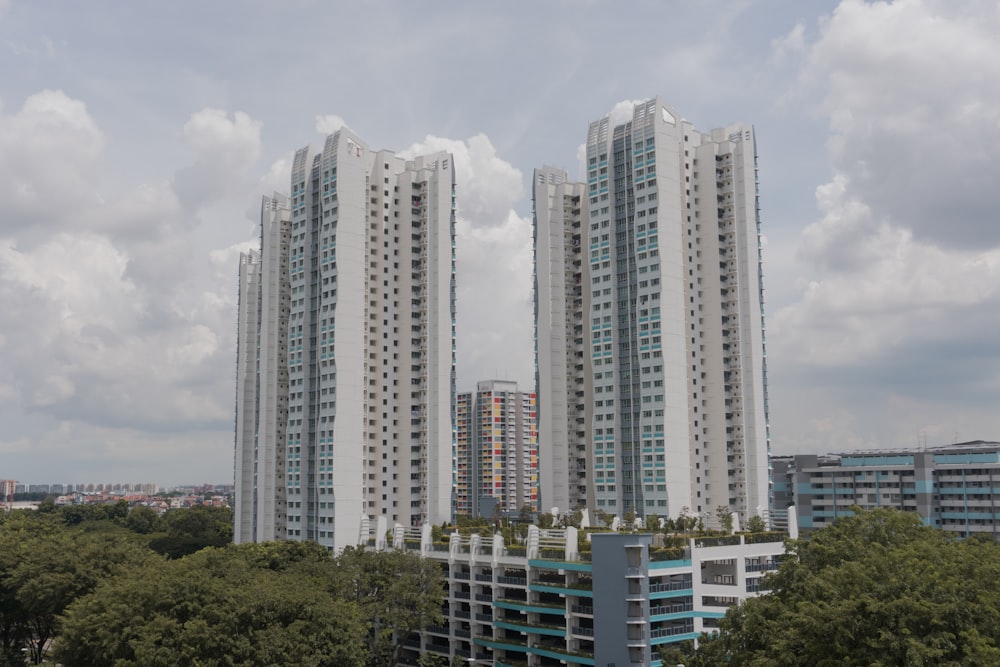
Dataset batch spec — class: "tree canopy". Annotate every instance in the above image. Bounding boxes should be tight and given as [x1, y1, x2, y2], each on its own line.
[335, 547, 445, 666]
[55, 542, 368, 667]
[1, 507, 444, 667]
[681, 508, 1000, 666]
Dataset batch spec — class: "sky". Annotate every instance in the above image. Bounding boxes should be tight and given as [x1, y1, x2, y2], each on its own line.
[1, 0, 999, 487]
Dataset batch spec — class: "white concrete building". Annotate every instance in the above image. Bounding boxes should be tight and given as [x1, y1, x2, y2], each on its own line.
[534, 98, 770, 525]
[533, 168, 592, 515]
[235, 130, 456, 550]
[234, 193, 291, 543]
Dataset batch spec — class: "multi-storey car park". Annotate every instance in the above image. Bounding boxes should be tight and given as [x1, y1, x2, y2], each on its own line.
[361, 518, 785, 666]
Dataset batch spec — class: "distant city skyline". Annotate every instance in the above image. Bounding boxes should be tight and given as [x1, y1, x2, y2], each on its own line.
[2, 1, 999, 485]
[3, 481, 232, 493]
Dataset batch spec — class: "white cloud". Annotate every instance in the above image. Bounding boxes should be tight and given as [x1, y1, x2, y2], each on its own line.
[455, 210, 535, 388]
[0, 92, 264, 484]
[0, 90, 104, 232]
[401, 133, 533, 388]
[608, 99, 648, 127]
[315, 114, 350, 135]
[403, 133, 524, 229]
[173, 108, 263, 210]
[256, 153, 293, 198]
[0, 231, 235, 427]
[770, 23, 805, 63]
[773, 220, 1000, 368]
[84, 181, 182, 241]
[801, 0, 1000, 248]
[769, 0, 1000, 453]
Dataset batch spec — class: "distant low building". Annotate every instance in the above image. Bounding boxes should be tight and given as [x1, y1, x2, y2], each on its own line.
[1, 480, 17, 509]
[776, 440, 1000, 537]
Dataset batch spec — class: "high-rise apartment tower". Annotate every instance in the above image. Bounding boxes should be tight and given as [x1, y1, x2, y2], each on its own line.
[455, 380, 538, 518]
[235, 129, 457, 550]
[534, 97, 770, 525]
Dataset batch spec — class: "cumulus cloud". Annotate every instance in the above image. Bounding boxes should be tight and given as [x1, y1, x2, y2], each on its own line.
[315, 114, 350, 135]
[608, 98, 648, 126]
[173, 108, 262, 210]
[401, 133, 533, 389]
[773, 220, 1000, 368]
[256, 153, 293, 200]
[455, 211, 535, 388]
[0, 90, 268, 484]
[403, 133, 524, 228]
[0, 232, 233, 428]
[802, 0, 1000, 249]
[770, 0, 1000, 452]
[770, 23, 805, 63]
[0, 90, 104, 232]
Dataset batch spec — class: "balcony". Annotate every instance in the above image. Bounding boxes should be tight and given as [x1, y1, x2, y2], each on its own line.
[650, 621, 695, 639]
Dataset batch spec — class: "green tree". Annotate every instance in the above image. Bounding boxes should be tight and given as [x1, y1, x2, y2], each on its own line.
[556, 509, 582, 529]
[55, 542, 366, 667]
[745, 514, 767, 533]
[715, 506, 734, 534]
[125, 505, 157, 534]
[518, 504, 534, 523]
[690, 508, 1000, 666]
[0, 513, 148, 665]
[148, 506, 232, 558]
[333, 547, 445, 667]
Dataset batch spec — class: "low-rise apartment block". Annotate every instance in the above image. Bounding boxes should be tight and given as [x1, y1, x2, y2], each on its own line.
[776, 440, 1000, 536]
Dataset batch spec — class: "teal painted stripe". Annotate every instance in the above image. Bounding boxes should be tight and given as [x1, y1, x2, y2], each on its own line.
[651, 612, 693, 622]
[474, 638, 595, 666]
[494, 600, 566, 615]
[649, 559, 692, 570]
[527, 646, 595, 665]
[651, 632, 700, 645]
[495, 620, 566, 637]
[529, 583, 593, 598]
[650, 589, 693, 600]
[528, 559, 592, 572]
